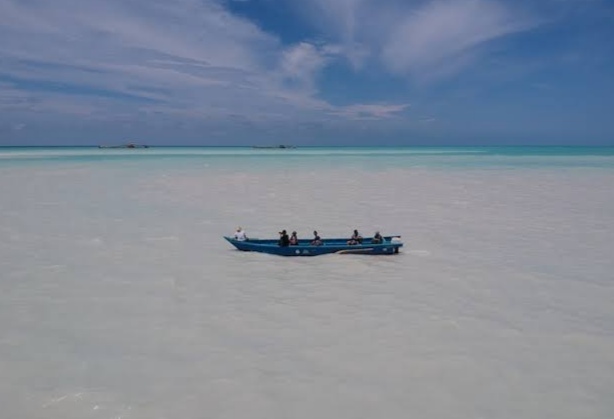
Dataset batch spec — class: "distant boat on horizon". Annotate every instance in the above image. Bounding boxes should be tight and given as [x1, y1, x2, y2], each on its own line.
[252, 144, 297, 149]
[98, 142, 149, 149]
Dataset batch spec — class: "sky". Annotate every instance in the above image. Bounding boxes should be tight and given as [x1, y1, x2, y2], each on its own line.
[0, 0, 613, 146]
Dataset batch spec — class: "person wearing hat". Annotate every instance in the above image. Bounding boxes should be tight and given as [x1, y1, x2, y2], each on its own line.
[234, 226, 248, 241]
[278, 229, 290, 247]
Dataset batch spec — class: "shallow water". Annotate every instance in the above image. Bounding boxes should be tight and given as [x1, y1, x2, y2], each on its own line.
[1, 148, 613, 418]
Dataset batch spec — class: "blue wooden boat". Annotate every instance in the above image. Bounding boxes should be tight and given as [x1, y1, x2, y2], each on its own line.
[224, 236, 403, 256]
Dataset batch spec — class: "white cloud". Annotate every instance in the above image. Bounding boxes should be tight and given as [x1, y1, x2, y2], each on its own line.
[0, 0, 276, 73]
[280, 42, 329, 92]
[330, 103, 409, 120]
[381, 0, 536, 80]
[294, 0, 538, 81]
[0, 0, 408, 132]
[0, 0, 311, 120]
[293, 0, 373, 68]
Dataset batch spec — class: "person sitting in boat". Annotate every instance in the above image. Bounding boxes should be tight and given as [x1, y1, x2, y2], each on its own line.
[234, 226, 248, 241]
[278, 230, 290, 247]
[289, 231, 299, 245]
[347, 229, 363, 245]
[310, 230, 322, 246]
[371, 231, 383, 244]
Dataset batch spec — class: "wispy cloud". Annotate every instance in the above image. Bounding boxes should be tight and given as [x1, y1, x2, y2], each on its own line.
[0, 0, 408, 131]
[294, 0, 373, 69]
[295, 0, 538, 81]
[381, 0, 537, 81]
[0, 2, 297, 113]
[330, 103, 409, 120]
[279, 42, 330, 93]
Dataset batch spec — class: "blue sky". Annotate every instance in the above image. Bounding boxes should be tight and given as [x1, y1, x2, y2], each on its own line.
[0, 0, 613, 146]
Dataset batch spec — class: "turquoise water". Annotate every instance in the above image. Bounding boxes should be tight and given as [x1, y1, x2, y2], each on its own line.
[1, 146, 614, 169]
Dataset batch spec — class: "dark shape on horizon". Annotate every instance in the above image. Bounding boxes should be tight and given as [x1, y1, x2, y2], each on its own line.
[98, 142, 149, 149]
[252, 144, 297, 149]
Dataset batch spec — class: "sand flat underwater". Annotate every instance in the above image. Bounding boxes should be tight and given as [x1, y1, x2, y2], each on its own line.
[1, 147, 613, 418]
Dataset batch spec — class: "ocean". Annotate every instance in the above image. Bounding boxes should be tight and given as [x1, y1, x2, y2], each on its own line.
[1, 146, 613, 418]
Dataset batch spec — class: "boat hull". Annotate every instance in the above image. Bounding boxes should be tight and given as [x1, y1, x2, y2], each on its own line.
[224, 236, 403, 256]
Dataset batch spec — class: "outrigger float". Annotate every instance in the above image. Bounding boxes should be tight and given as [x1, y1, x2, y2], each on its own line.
[224, 236, 403, 256]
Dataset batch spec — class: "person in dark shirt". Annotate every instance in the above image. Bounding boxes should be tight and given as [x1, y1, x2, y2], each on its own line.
[371, 231, 383, 244]
[310, 230, 322, 246]
[347, 229, 363, 245]
[278, 230, 290, 247]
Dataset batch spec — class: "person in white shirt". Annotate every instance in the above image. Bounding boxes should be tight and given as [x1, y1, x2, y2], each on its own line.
[234, 227, 247, 241]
